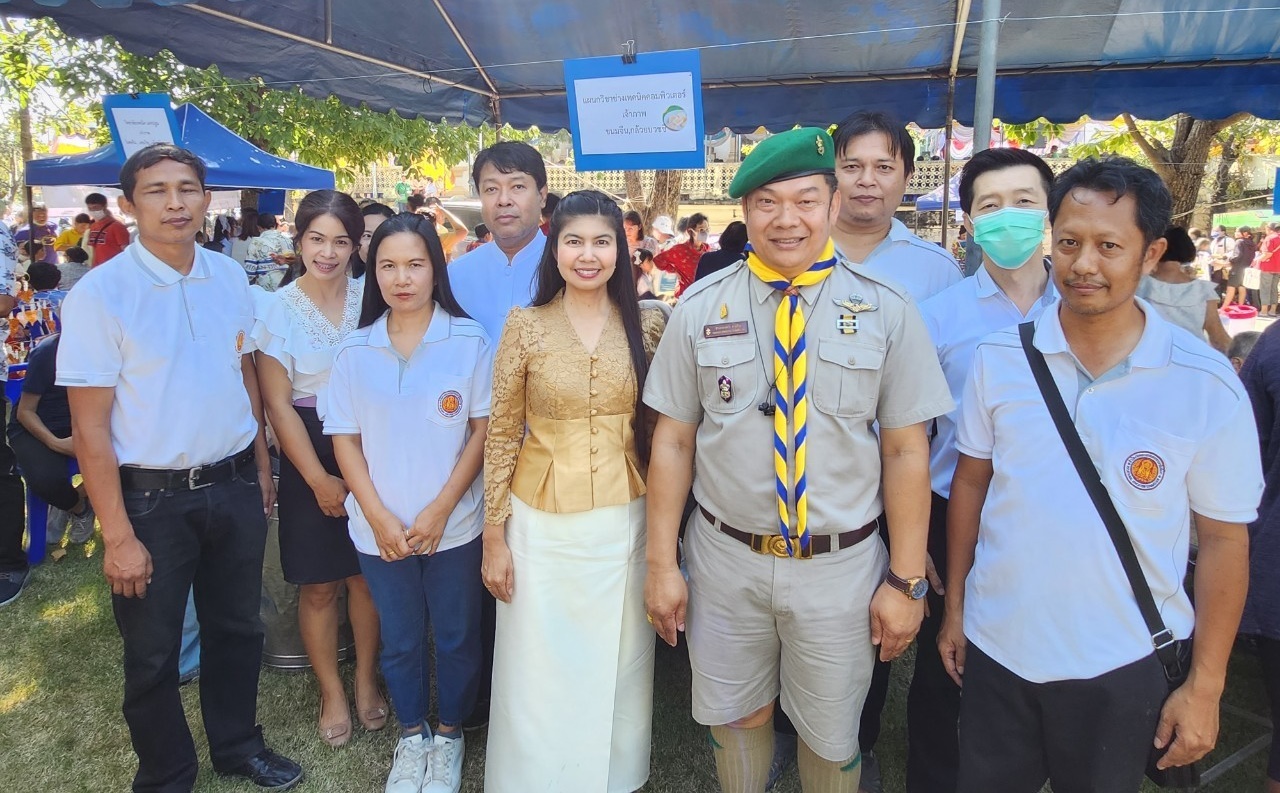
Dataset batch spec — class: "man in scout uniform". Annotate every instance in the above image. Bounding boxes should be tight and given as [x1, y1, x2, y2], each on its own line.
[643, 128, 953, 793]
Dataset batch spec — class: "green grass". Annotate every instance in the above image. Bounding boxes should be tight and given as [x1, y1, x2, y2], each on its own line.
[0, 545, 1272, 791]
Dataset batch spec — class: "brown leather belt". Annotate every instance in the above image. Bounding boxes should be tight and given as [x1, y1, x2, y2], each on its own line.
[699, 506, 878, 559]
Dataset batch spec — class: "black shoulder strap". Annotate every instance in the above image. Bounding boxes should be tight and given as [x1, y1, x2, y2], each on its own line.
[1017, 321, 1181, 671]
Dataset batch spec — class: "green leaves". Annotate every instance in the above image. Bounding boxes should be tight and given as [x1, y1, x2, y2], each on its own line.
[2, 16, 544, 186]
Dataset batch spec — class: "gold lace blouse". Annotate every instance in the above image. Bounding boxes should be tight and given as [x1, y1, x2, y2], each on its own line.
[483, 295, 667, 524]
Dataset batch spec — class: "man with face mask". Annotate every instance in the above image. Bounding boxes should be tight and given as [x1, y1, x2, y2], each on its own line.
[654, 211, 710, 297]
[85, 192, 130, 266]
[906, 148, 1058, 793]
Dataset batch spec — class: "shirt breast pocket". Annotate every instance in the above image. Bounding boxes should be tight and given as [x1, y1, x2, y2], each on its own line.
[811, 338, 883, 418]
[1103, 416, 1196, 513]
[425, 375, 473, 428]
[696, 340, 758, 414]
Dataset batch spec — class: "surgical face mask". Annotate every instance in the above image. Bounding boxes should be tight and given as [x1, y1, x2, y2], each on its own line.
[88, 209, 106, 221]
[696, 231, 709, 245]
[971, 207, 1048, 270]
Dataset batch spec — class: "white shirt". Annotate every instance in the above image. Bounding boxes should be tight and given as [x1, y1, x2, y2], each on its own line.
[841, 218, 962, 303]
[956, 300, 1263, 682]
[56, 242, 259, 468]
[919, 262, 1058, 498]
[251, 278, 362, 417]
[324, 304, 493, 556]
[449, 232, 546, 342]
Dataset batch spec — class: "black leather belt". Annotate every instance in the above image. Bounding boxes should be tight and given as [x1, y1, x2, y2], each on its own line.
[699, 505, 878, 559]
[119, 447, 256, 492]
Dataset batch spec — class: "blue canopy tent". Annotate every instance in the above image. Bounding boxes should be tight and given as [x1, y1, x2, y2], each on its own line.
[1, 1, 1278, 131]
[25, 102, 335, 191]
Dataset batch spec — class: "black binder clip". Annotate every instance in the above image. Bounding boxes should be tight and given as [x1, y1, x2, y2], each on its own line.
[621, 40, 637, 65]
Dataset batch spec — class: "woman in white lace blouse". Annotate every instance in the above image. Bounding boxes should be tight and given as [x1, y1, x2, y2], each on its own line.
[253, 190, 387, 747]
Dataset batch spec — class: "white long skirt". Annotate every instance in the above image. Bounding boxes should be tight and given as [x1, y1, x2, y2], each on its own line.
[484, 495, 653, 793]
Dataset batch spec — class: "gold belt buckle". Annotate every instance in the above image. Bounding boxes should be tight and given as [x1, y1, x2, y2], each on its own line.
[767, 535, 792, 558]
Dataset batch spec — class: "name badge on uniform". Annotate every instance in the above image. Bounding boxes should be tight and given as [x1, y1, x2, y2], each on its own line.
[703, 321, 749, 339]
[837, 314, 858, 334]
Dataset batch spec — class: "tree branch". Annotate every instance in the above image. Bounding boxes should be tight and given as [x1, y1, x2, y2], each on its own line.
[1210, 111, 1252, 136]
[1122, 113, 1173, 181]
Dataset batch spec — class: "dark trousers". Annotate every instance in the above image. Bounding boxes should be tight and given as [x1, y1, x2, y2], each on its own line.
[358, 536, 483, 731]
[10, 430, 77, 510]
[115, 467, 268, 792]
[849, 494, 960, 791]
[956, 643, 1167, 793]
[0, 398, 29, 572]
[1257, 637, 1280, 781]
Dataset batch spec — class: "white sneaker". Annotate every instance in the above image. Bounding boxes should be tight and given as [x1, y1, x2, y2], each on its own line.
[69, 503, 96, 543]
[45, 507, 70, 545]
[422, 733, 464, 793]
[385, 733, 431, 793]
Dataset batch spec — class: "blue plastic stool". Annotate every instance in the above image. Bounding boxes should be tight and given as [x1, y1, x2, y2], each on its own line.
[6, 363, 80, 564]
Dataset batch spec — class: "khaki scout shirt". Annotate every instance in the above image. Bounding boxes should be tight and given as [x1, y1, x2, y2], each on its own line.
[643, 255, 953, 535]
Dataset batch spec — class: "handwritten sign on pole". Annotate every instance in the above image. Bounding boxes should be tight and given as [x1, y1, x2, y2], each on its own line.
[563, 50, 704, 172]
[102, 93, 182, 159]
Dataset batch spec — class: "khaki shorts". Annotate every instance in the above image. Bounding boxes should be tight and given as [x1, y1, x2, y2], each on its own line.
[684, 508, 887, 761]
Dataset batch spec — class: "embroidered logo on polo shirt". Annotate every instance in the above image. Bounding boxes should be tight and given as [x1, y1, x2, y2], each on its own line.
[1124, 451, 1165, 491]
[438, 390, 463, 418]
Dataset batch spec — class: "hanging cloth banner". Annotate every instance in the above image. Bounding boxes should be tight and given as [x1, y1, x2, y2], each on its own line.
[563, 49, 705, 172]
[102, 93, 181, 160]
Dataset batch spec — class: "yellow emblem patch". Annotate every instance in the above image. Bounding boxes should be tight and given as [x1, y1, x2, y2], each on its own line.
[1124, 451, 1165, 491]
[815, 135, 825, 155]
[438, 390, 463, 419]
[235, 330, 245, 354]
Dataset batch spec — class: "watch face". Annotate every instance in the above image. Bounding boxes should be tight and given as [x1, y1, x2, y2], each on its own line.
[909, 578, 929, 600]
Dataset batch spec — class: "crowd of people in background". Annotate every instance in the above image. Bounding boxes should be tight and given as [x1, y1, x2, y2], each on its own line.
[5, 109, 1280, 793]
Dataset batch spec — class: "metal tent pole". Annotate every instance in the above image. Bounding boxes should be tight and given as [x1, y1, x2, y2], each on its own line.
[973, 0, 1001, 152]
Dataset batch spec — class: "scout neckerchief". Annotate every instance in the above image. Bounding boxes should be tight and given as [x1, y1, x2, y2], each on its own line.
[744, 239, 837, 556]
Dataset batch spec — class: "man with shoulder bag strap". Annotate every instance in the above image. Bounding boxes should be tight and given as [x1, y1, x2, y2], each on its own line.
[938, 156, 1264, 793]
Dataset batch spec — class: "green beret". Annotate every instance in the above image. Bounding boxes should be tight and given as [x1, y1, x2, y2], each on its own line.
[729, 127, 836, 199]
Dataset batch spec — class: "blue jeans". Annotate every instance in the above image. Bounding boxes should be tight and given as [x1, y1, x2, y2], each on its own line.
[358, 536, 483, 732]
[115, 466, 268, 792]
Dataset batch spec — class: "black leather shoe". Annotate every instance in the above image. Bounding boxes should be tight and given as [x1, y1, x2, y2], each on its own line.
[218, 749, 303, 790]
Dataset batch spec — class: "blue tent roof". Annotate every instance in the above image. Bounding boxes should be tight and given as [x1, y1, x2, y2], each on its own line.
[25, 102, 335, 190]
[4, 1, 1280, 131]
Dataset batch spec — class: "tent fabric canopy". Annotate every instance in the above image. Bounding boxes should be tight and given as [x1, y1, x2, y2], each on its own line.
[4, 0, 1280, 131]
[25, 102, 335, 190]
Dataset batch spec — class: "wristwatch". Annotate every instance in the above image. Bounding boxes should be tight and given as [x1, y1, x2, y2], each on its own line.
[885, 569, 929, 600]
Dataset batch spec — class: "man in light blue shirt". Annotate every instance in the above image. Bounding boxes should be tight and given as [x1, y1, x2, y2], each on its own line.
[446, 140, 548, 731]
[830, 111, 961, 305]
[911, 147, 1058, 793]
[449, 142, 549, 343]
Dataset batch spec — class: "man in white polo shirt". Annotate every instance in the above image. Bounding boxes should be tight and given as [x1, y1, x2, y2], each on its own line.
[911, 147, 1059, 793]
[941, 156, 1262, 792]
[57, 144, 302, 792]
[447, 140, 547, 729]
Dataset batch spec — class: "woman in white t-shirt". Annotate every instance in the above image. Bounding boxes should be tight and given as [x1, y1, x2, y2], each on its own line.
[325, 212, 492, 793]
[252, 190, 387, 748]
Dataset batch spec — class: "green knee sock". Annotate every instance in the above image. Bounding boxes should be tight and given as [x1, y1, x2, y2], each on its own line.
[709, 722, 774, 793]
[797, 738, 860, 793]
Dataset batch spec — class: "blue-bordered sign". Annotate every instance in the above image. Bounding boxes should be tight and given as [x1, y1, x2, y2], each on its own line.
[563, 50, 704, 172]
[102, 93, 181, 160]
